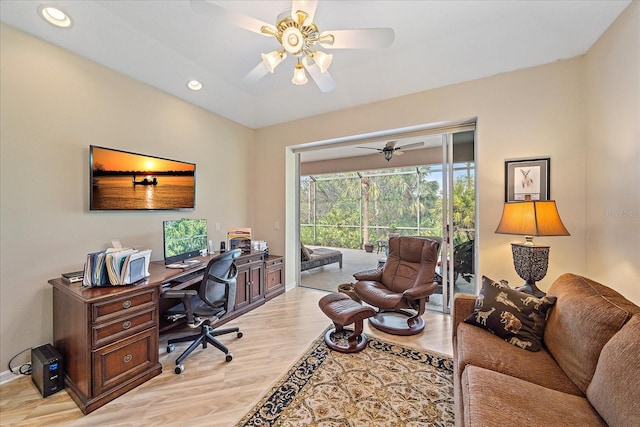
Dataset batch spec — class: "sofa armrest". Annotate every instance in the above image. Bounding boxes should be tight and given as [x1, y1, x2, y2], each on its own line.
[452, 293, 477, 342]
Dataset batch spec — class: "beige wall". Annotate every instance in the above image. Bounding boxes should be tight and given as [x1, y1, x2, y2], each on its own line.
[252, 3, 639, 306]
[0, 25, 254, 371]
[584, 1, 640, 303]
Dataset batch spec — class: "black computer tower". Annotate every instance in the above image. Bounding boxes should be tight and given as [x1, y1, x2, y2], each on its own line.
[31, 344, 64, 398]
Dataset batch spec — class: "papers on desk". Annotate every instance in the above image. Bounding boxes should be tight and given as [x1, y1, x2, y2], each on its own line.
[82, 248, 151, 287]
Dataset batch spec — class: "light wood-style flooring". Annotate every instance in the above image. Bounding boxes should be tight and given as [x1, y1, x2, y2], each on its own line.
[0, 287, 453, 427]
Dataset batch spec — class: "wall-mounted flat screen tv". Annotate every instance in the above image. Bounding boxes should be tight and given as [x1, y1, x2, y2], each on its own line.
[163, 218, 208, 264]
[90, 145, 195, 210]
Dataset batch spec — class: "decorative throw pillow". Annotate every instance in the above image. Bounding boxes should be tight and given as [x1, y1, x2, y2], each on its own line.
[301, 243, 312, 262]
[463, 276, 557, 351]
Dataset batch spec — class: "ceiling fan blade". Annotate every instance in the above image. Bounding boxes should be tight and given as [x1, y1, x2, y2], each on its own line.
[190, 0, 272, 36]
[395, 142, 424, 151]
[292, 0, 318, 24]
[303, 61, 336, 93]
[386, 141, 398, 149]
[357, 147, 383, 151]
[319, 28, 395, 49]
[243, 61, 270, 84]
[394, 151, 406, 156]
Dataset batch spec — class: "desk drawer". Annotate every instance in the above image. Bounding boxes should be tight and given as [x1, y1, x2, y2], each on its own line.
[237, 253, 263, 266]
[92, 328, 158, 396]
[265, 258, 283, 268]
[92, 289, 157, 323]
[92, 308, 156, 347]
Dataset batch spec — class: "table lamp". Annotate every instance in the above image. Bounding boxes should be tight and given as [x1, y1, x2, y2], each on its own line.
[495, 196, 570, 297]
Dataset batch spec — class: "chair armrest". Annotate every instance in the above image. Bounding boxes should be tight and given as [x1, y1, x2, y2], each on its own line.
[452, 293, 477, 342]
[353, 268, 383, 281]
[403, 282, 438, 300]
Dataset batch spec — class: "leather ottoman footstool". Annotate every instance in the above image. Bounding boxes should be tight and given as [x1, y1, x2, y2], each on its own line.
[318, 293, 375, 353]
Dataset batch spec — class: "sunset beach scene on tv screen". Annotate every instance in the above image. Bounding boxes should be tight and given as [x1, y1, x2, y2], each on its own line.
[90, 145, 195, 210]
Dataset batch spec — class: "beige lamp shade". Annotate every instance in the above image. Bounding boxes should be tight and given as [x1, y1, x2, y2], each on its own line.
[495, 200, 570, 237]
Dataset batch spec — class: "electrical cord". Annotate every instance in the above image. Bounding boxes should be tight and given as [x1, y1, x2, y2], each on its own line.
[8, 347, 32, 376]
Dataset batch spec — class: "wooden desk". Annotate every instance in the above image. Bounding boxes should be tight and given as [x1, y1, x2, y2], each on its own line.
[50, 277, 162, 415]
[49, 251, 284, 414]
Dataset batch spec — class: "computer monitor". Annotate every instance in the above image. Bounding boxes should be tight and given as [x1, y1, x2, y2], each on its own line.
[163, 218, 207, 265]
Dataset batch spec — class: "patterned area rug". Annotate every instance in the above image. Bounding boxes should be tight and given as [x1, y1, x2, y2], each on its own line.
[236, 330, 454, 426]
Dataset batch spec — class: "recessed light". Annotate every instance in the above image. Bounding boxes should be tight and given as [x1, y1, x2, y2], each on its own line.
[38, 5, 72, 28]
[187, 80, 203, 91]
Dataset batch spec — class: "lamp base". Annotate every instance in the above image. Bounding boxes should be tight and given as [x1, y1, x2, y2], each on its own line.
[515, 282, 546, 298]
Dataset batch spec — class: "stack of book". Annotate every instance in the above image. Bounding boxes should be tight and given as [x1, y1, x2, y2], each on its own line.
[82, 248, 151, 287]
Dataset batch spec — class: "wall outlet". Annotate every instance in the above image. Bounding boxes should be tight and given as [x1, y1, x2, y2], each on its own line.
[274, 221, 280, 230]
[215, 223, 221, 232]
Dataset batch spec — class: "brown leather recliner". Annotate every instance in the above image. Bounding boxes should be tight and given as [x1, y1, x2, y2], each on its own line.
[353, 236, 441, 335]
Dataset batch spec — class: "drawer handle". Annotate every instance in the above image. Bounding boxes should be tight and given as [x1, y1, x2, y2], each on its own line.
[122, 320, 132, 330]
[122, 300, 132, 309]
[123, 354, 132, 363]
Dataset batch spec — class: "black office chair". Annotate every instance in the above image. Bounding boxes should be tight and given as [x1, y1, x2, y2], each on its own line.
[162, 249, 243, 374]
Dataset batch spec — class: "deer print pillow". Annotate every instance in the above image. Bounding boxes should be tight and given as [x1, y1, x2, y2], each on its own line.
[463, 276, 557, 351]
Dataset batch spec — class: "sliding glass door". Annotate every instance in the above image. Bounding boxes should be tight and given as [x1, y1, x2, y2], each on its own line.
[428, 130, 476, 314]
[294, 121, 477, 314]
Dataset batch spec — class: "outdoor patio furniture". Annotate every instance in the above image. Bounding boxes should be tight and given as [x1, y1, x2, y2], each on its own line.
[301, 244, 343, 272]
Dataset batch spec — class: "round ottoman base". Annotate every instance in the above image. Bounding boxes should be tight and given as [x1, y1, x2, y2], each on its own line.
[324, 328, 368, 353]
[318, 293, 375, 353]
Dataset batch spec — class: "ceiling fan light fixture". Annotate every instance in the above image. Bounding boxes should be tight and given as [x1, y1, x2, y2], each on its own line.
[261, 50, 286, 73]
[311, 50, 333, 73]
[292, 62, 308, 85]
[383, 150, 393, 161]
[282, 26, 304, 54]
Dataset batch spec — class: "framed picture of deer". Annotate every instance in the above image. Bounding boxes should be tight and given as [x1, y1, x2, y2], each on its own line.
[505, 157, 550, 202]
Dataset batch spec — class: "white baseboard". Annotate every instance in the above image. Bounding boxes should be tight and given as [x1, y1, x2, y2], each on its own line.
[286, 281, 297, 292]
[0, 369, 21, 385]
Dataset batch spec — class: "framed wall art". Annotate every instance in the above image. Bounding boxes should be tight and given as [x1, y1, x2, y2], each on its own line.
[505, 157, 550, 202]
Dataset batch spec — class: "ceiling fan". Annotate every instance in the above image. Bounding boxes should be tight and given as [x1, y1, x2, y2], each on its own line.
[190, 0, 395, 92]
[358, 141, 425, 161]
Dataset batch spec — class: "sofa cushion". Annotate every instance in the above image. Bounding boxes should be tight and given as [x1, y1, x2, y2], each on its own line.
[462, 365, 606, 427]
[463, 276, 556, 351]
[544, 273, 640, 393]
[456, 322, 582, 396]
[587, 314, 640, 427]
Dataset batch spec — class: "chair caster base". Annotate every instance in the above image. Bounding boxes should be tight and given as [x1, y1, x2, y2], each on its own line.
[175, 364, 184, 374]
[167, 344, 175, 353]
[225, 353, 233, 362]
[369, 310, 425, 336]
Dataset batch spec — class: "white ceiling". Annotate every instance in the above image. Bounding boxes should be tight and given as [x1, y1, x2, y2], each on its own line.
[0, 0, 630, 134]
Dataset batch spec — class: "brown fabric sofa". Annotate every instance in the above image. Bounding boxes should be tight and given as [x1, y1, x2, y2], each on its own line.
[452, 273, 640, 427]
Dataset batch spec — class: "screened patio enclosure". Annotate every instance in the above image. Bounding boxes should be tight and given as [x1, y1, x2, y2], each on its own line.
[300, 163, 475, 249]
[300, 162, 475, 311]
